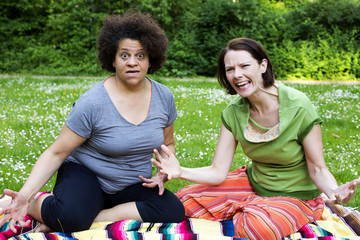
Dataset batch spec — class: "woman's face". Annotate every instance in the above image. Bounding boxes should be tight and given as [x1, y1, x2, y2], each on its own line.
[112, 39, 150, 85]
[224, 50, 267, 98]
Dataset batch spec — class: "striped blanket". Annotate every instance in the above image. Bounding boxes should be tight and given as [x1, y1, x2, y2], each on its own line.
[0, 201, 359, 240]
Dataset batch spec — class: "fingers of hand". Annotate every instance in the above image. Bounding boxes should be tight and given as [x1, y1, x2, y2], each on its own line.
[350, 184, 356, 191]
[18, 219, 30, 228]
[3, 189, 15, 197]
[151, 158, 162, 169]
[143, 180, 161, 188]
[345, 178, 360, 188]
[158, 181, 164, 194]
[337, 182, 357, 204]
[9, 219, 18, 233]
[160, 145, 172, 156]
[325, 198, 341, 205]
[153, 149, 163, 160]
[158, 188, 164, 196]
[335, 194, 342, 204]
[350, 180, 359, 189]
[0, 206, 13, 216]
[343, 190, 355, 204]
[324, 198, 337, 205]
[0, 212, 11, 226]
[139, 176, 151, 183]
[353, 177, 360, 185]
[0, 208, 29, 232]
[0, 207, 7, 216]
[142, 183, 156, 188]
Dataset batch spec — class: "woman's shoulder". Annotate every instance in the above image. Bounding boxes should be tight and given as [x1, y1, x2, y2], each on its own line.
[278, 82, 320, 121]
[223, 95, 246, 111]
[279, 81, 308, 98]
[72, 80, 106, 110]
[79, 80, 105, 99]
[278, 81, 312, 106]
[149, 78, 174, 97]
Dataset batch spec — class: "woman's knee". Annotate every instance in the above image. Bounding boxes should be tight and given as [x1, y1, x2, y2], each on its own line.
[138, 189, 185, 223]
[41, 195, 102, 232]
[41, 162, 104, 232]
[159, 189, 185, 222]
[233, 205, 294, 240]
[54, 210, 94, 232]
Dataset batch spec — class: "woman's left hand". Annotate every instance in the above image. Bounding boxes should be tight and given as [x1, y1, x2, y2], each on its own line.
[326, 177, 360, 205]
[139, 172, 167, 195]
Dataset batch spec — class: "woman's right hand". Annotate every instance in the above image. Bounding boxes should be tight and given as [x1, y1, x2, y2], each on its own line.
[0, 189, 30, 233]
[152, 145, 182, 180]
[326, 178, 360, 205]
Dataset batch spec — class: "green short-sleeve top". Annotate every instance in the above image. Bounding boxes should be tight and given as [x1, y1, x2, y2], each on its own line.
[221, 82, 322, 200]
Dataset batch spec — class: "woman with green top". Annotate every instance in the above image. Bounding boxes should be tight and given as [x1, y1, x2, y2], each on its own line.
[152, 38, 360, 239]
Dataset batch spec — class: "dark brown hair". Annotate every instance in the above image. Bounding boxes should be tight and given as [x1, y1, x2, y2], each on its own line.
[97, 10, 168, 74]
[217, 38, 275, 95]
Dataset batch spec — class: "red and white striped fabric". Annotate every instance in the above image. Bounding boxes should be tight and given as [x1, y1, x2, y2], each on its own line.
[176, 165, 325, 240]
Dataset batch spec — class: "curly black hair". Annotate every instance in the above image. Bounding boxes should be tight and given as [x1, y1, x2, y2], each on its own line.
[217, 38, 275, 95]
[97, 10, 168, 74]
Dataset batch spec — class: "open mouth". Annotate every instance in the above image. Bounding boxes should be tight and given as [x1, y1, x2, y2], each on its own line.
[236, 81, 251, 90]
[126, 70, 140, 76]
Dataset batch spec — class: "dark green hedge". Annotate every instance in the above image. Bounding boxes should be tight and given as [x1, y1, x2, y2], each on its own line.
[1, 0, 359, 80]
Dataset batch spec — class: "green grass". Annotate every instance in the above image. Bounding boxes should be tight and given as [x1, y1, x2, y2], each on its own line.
[1, 77, 359, 208]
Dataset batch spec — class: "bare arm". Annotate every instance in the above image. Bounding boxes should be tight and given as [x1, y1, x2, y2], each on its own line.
[304, 124, 360, 204]
[0, 124, 87, 231]
[161, 124, 175, 155]
[19, 124, 87, 200]
[153, 123, 237, 185]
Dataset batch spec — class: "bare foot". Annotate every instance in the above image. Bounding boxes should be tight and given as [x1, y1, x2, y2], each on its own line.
[35, 223, 53, 233]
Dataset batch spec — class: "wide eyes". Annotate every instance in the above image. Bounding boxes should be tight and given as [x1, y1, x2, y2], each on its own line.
[120, 52, 145, 60]
[121, 53, 129, 59]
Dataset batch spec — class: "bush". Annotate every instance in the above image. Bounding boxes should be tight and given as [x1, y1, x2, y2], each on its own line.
[0, 0, 359, 80]
[271, 28, 360, 80]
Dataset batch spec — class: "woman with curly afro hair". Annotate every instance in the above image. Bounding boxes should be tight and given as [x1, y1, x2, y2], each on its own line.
[98, 10, 168, 74]
[0, 10, 184, 235]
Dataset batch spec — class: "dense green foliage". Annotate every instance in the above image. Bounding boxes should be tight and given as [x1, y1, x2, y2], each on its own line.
[1, 0, 359, 80]
[1, 77, 359, 207]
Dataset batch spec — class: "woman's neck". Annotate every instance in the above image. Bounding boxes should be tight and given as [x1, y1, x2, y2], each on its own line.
[248, 86, 278, 112]
[110, 75, 149, 95]
[248, 85, 279, 127]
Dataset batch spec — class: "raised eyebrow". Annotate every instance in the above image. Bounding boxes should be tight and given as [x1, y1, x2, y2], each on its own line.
[119, 48, 145, 52]
[137, 50, 146, 55]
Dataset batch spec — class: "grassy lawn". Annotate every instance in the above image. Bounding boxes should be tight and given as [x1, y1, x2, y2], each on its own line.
[0, 76, 359, 208]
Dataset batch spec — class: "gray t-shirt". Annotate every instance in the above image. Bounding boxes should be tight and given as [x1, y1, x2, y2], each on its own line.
[65, 78, 177, 194]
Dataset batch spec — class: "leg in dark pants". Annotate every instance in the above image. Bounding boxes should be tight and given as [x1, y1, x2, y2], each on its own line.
[41, 162, 104, 232]
[105, 183, 185, 223]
